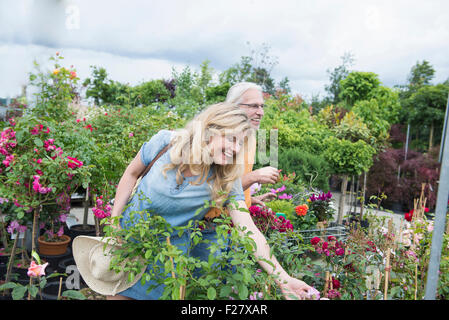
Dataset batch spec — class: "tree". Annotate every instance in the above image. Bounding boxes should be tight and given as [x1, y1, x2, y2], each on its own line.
[249, 67, 276, 95]
[339, 71, 381, 106]
[218, 56, 253, 85]
[397, 60, 436, 105]
[325, 52, 355, 104]
[83, 66, 131, 106]
[404, 83, 449, 152]
[278, 76, 291, 94]
[195, 60, 214, 103]
[407, 60, 435, 88]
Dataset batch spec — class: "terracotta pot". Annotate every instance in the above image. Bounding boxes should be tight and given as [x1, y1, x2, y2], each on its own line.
[38, 235, 71, 256]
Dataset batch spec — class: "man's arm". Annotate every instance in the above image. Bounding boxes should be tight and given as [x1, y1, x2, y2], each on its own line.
[241, 166, 280, 191]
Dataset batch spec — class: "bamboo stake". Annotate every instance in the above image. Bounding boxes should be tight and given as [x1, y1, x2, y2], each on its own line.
[28, 277, 33, 300]
[324, 271, 330, 298]
[3, 235, 19, 296]
[166, 237, 176, 279]
[383, 248, 391, 300]
[57, 277, 63, 300]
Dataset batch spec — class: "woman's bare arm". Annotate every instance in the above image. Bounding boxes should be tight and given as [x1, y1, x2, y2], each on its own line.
[228, 200, 312, 299]
[110, 151, 146, 220]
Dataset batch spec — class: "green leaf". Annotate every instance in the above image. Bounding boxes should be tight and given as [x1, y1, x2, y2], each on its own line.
[40, 277, 47, 289]
[62, 290, 86, 300]
[207, 287, 216, 300]
[0, 282, 18, 290]
[28, 285, 38, 298]
[17, 211, 24, 219]
[31, 250, 41, 265]
[12, 285, 28, 300]
[34, 138, 43, 147]
[238, 284, 248, 300]
[220, 285, 232, 297]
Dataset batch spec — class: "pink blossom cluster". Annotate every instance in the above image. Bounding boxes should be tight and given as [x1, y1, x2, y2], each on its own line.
[56, 193, 71, 212]
[32, 175, 52, 194]
[270, 185, 293, 200]
[30, 124, 50, 135]
[45, 226, 64, 239]
[93, 195, 112, 219]
[0, 127, 17, 171]
[249, 205, 293, 233]
[7, 220, 27, 235]
[67, 156, 83, 169]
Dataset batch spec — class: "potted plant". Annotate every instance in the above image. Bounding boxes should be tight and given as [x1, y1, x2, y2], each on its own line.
[37, 202, 71, 256]
[0, 115, 90, 283]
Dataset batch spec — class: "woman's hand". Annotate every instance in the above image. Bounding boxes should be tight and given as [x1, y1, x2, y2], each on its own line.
[251, 192, 277, 206]
[278, 276, 313, 300]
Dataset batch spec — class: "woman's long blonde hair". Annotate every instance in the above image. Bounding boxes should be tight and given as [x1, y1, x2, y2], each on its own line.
[162, 103, 254, 207]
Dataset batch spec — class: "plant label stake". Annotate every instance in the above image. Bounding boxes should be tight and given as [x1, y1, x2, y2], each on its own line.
[57, 277, 63, 300]
[383, 248, 391, 300]
[324, 271, 330, 298]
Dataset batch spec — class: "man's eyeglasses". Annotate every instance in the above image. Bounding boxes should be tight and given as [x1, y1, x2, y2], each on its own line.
[239, 103, 265, 110]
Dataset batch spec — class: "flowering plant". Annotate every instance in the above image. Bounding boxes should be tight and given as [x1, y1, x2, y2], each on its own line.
[0, 116, 90, 243]
[248, 205, 293, 236]
[28, 52, 80, 122]
[307, 191, 335, 222]
[290, 203, 318, 231]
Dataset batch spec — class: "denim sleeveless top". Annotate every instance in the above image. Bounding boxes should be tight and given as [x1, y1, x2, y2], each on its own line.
[120, 130, 245, 229]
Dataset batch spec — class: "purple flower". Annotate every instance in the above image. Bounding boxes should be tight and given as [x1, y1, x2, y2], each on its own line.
[7, 221, 20, 234]
[56, 226, 64, 237]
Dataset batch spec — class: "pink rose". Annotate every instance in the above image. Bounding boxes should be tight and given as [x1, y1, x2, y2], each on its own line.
[27, 261, 48, 277]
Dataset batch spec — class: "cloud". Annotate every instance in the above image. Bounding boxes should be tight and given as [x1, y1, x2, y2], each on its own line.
[1, 0, 448, 99]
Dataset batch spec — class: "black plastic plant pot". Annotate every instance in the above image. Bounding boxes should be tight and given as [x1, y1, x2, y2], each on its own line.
[41, 280, 68, 300]
[38, 247, 72, 275]
[66, 224, 96, 248]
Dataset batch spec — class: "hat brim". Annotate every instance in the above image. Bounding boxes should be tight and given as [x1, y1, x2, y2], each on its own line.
[72, 235, 146, 296]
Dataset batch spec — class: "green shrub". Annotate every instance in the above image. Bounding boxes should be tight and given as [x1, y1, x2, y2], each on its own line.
[278, 147, 331, 191]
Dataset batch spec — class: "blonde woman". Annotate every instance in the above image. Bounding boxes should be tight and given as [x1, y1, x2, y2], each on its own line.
[107, 103, 313, 300]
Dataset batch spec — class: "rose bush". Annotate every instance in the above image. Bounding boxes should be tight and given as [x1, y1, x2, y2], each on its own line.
[0, 115, 90, 244]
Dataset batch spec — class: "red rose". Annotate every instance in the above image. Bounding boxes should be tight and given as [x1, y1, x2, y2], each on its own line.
[322, 241, 328, 250]
[332, 278, 341, 289]
[405, 210, 413, 222]
[310, 237, 321, 245]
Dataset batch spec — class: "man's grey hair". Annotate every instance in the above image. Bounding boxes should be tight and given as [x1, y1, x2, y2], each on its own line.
[225, 82, 263, 105]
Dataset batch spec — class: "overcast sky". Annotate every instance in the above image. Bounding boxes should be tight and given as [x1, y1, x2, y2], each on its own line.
[1, 0, 448, 102]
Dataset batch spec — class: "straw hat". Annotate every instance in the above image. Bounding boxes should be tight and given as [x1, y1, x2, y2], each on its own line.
[72, 235, 146, 296]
